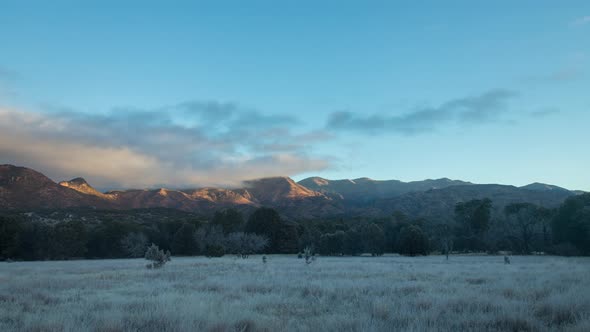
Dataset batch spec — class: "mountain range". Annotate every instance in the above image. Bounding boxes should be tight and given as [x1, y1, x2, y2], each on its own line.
[0, 164, 580, 220]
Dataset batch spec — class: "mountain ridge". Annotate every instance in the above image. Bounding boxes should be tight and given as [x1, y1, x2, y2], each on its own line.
[0, 164, 577, 219]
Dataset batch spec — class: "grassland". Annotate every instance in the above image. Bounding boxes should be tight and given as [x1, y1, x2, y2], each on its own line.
[1, 255, 589, 331]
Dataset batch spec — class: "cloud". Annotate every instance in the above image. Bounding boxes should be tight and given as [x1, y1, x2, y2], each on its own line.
[571, 16, 590, 26]
[0, 66, 20, 98]
[530, 108, 560, 118]
[326, 89, 518, 135]
[528, 67, 584, 82]
[0, 103, 332, 189]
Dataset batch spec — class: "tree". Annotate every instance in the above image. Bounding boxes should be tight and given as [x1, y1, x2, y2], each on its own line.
[274, 222, 300, 254]
[86, 220, 134, 258]
[245, 208, 284, 253]
[363, 223, 385, 256]
[433, 223, 454, 259]
[552, 194, 590, 255]
[0, 216, 23, 259]
[504, 203, 544, 254]
[318, 231, 345, 256]
[121, 232, 149, 258]
[212, 208, 245, 234]
[298, 225, 321, 252]
[454, 199, 492, 252]
[225, 232, 268, 258]
[397, 225, 429, 256]
[171, 223, 198, 255]
[343, 228, 363, 256]
[195, 224, 226, 255]
[50, 220, 88, 259]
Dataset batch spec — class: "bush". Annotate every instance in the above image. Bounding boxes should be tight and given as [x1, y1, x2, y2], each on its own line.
[145, 243, 171, 269]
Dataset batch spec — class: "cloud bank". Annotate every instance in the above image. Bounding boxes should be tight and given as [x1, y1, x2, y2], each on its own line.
[0, 102, 331, 189]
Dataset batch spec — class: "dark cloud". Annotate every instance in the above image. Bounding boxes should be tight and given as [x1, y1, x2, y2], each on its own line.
[326, 89, 518, 135]
[0, 101, 332, 189]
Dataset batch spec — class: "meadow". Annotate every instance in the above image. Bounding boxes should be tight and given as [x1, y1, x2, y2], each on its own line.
[1, 255, 589, 332]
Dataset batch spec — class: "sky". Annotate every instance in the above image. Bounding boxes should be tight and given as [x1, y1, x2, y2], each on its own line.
[0, 0, 589, 191]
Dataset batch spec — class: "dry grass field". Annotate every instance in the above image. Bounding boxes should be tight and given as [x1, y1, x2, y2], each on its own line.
[1, 255, 589, 332]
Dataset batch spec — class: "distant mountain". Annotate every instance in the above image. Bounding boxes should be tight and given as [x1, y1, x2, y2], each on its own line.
[0, 164, 577, 220]
[298, 176, 473, 201]
[374, 184, 574, 222]
[0, 165, 110, 209]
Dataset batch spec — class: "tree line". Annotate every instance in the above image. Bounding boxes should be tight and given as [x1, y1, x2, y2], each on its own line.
[1, 193, 589, 261]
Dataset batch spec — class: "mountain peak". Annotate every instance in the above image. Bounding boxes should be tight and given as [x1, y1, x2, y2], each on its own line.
[521, 182, 571, 193]
[243, 176, 324, 202]
[299, 176, 330, 186]
[68, 177, 89, 185]
[59, 177, 111, 198]
[353, 177, 374, 182]
[0, 164, 55, 187]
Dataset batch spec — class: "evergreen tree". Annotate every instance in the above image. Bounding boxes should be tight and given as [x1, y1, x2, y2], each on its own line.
[171, 223, 198, 255]
[363, 223, 385, 256]
[212, 208, 245, 234]
[245, 207, 283, 253]
[398, 225, 429, 256]
[552, 194, 590, 255]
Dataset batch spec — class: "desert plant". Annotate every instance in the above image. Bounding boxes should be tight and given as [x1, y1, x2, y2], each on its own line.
[145, 243, 171, 269]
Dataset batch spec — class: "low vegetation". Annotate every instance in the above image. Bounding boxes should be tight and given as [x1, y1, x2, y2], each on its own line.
[1, 255, 589, 331]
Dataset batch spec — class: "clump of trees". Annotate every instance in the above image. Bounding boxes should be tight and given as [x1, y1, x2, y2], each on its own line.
[1, 194, 589, 261]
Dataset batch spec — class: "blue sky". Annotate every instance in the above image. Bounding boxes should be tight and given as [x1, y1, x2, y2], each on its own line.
[0, 1, 589, 190]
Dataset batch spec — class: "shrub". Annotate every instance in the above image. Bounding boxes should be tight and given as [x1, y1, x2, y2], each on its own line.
[145, 243, 171, 269]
